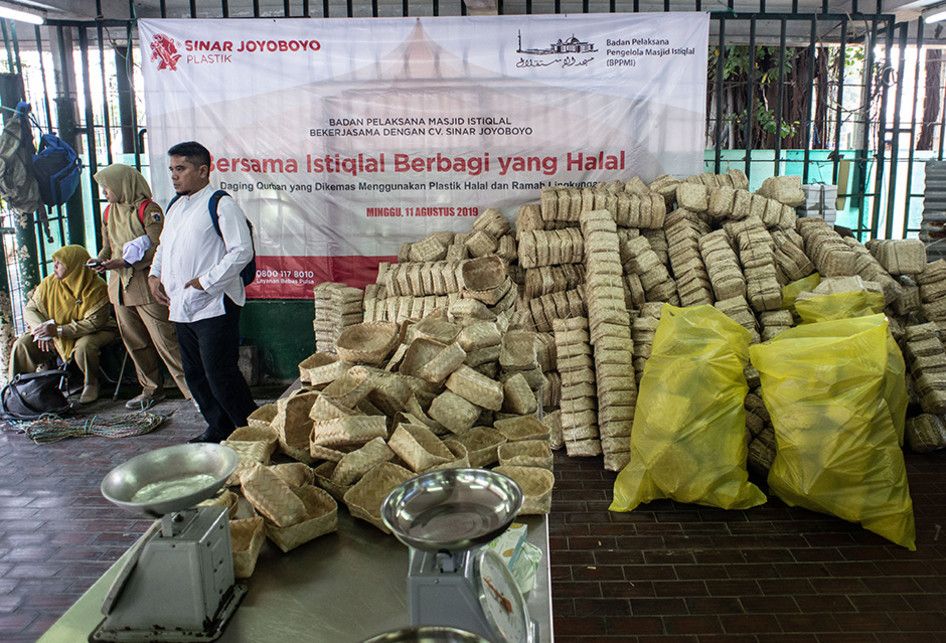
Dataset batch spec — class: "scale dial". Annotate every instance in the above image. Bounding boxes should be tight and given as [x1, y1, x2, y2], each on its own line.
[475, 549, 532, 643]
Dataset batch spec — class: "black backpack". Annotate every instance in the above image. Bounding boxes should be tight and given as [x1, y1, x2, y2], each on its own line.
[0, 370, 71, 420]
[167, 189, 256, 285]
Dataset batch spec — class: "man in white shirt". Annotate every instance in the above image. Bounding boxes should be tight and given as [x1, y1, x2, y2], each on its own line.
[149, 141, 257, 443]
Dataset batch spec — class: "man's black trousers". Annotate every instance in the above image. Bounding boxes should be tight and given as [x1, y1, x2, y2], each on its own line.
[175, 295, 257, 440]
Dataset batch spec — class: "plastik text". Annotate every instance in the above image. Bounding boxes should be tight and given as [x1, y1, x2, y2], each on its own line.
[184, 39, 321, 53]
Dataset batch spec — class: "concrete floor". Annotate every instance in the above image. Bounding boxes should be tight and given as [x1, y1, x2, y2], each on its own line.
[0, 392, 944, 641]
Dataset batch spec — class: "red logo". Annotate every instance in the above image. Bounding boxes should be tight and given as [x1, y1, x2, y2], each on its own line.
[150, 34, 182, 71]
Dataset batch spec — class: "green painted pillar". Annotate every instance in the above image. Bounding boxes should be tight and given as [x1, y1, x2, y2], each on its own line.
[48, 27, 85, 248]
[55, 96, 85, 246]
[0, 98, 13, 375]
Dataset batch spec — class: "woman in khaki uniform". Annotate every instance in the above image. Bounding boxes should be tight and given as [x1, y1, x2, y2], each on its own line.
[93, 164, 190, 409]
[10, 245, 117, 404]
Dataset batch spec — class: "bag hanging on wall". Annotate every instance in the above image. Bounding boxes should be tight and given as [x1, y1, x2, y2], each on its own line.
[32, 131, 81, 207]
[0, 104, 42, 215]
[0, 369, 71, 420]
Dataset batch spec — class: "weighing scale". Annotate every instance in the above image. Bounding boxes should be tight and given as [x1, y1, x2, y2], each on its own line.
[381, 469, 538, 643]
[90, 444, 247, 642]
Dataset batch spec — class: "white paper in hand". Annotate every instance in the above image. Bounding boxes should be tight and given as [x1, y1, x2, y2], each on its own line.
[122, 235, 152, 265]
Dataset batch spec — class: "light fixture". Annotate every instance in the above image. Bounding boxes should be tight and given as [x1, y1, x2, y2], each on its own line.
[0, 2, 45, 25]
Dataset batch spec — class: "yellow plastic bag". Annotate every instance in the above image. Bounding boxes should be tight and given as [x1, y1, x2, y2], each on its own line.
[749, 314, 915, 550]
[790, 301, 908, 445]
[795, 290, 885, 323]
[610, 305, 766, 512]
[782, 272, 821, 311]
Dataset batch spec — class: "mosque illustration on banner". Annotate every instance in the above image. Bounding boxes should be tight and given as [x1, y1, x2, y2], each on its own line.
[516, 30, 597, 55]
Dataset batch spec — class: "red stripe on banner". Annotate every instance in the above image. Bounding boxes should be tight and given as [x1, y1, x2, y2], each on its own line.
[246, 255, 397, 299]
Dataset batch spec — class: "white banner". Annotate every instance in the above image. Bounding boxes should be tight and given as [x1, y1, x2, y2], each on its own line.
[139, 14, 709, 298]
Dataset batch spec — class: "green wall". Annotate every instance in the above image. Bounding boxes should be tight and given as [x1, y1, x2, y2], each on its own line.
[240, 299, 313, 382]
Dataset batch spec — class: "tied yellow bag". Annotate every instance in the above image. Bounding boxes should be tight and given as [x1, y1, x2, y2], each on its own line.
[794, 290, 885, 323]
[749, 314, 915, 550]
[792, 293, 908, 445]
[781, 272, 821, 312]
[610, 305, 766, 513]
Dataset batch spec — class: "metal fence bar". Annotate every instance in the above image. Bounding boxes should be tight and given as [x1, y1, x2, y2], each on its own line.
[33, 27, 52, 133]
[856, 18, 878, 237]
[77, 27, 102, 248]
[773, 18, 786, 176]
[801, 18, 816, 183]
[0, 21, 13, 73]
[883, 22, 908, 239]
[96, 21, 113, 167]
[902, 17, 923, 238]
[713, 17, 725, 174]
[831, 15, 847, 185]
[124, 22, 142, 171]
[8, 21, 21, 78]
[940, 66, 946, 161]
[743, 17, 756, 180]
[869, 19, 893, 239]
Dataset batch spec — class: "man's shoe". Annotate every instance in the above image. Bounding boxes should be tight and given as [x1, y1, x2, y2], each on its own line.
[125, 389, 166, 410]
[79, 384, 99, 405]
[187, 430, 223, 444]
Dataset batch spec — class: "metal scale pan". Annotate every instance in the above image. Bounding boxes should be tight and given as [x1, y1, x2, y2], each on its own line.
[101, 443, 239, 517]
[381, 468, 523, 553]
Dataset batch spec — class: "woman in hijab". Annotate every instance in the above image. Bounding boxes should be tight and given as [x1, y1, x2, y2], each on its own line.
[92, 163, 190, 409]
[9, 245, 117, 404]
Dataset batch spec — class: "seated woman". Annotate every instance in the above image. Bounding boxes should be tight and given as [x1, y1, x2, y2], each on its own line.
[9, 245, 117, 404]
